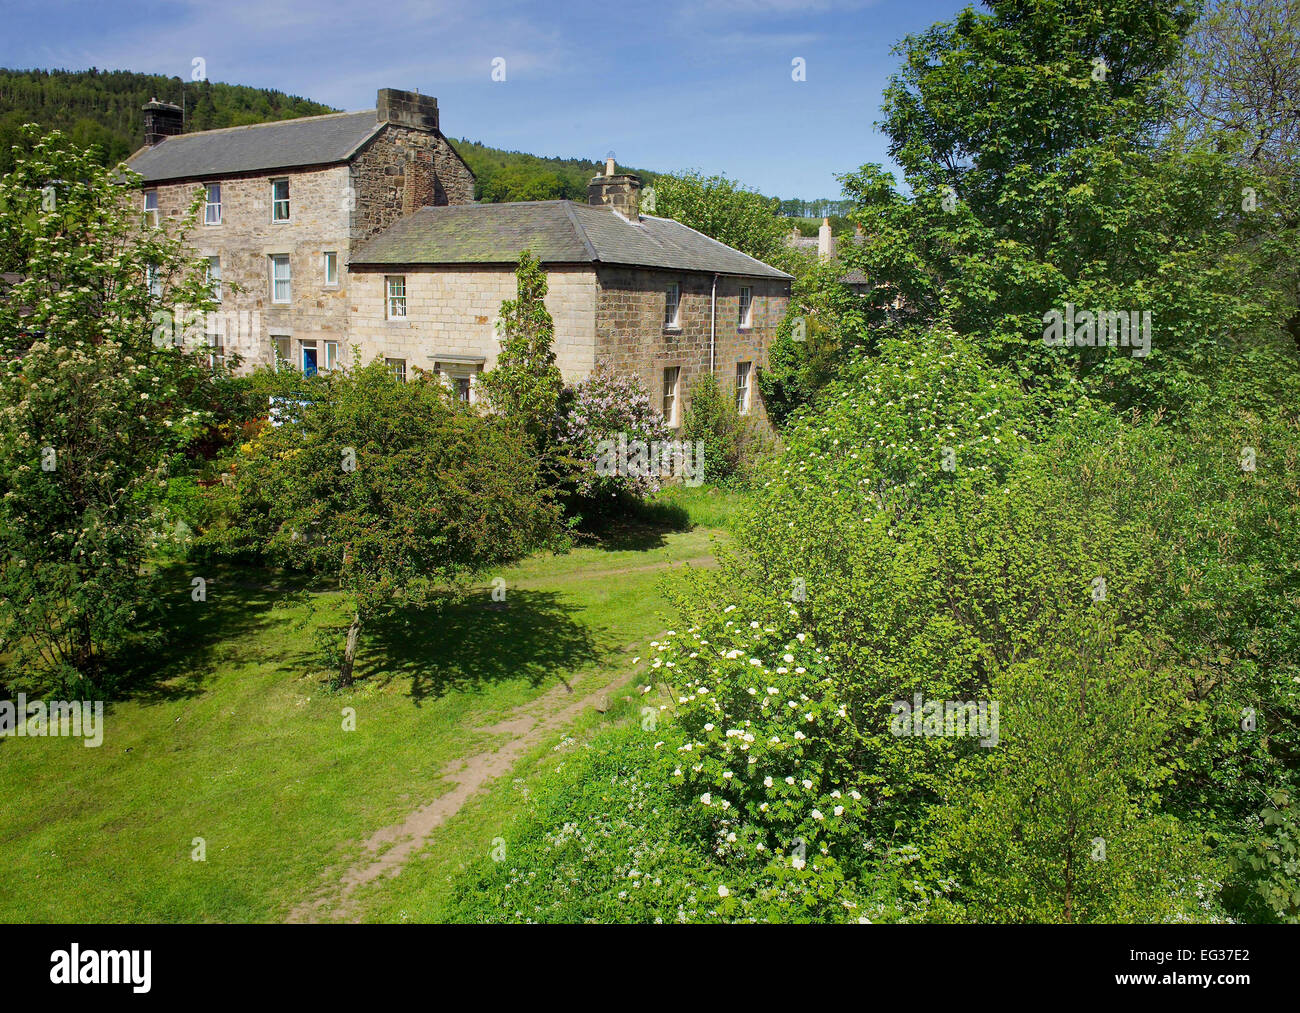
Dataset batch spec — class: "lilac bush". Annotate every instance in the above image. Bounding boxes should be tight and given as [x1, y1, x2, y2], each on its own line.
[560, 368, 671, 499]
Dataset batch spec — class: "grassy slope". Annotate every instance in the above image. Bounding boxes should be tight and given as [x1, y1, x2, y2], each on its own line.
[0, 488, 738, 923]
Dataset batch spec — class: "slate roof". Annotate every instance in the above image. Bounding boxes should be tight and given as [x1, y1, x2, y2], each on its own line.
[350, 200, 792, 280]
[125, 111, 383, 183]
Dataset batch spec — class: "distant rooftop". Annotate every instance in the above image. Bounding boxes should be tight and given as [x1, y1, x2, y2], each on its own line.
[125, 110, 383, 183]
[351, 200, 792, 280]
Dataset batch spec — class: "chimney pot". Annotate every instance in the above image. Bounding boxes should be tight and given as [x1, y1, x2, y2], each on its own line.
[818, 216, 834, 261]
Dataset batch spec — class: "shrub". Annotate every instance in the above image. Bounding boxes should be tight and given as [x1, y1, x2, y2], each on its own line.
[558, 367, 671, 507]
[681, 372, 743, 484]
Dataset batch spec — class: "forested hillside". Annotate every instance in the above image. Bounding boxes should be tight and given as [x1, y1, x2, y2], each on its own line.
[452, 138, 657, 203]
[0, 68, 813, 209]
[0, 68, 337, 175]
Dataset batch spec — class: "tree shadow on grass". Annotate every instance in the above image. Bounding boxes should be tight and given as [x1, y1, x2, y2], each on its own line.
[575, 497, 692, 553]
[363, 588, 603, 705]
[114, 562, 325, 705]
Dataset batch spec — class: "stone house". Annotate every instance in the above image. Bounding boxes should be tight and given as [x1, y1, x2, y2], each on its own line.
[348, 162, 790, 426]
[125, 91, 791, 427]
[126, 88, 474, 372]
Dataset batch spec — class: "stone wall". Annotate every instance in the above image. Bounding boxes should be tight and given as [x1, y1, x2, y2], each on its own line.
[593, 267, 788, 429]
[349, 126, 476, 249]
[140, 118, 475, 371]
[144, 163, 354, 369]
[346, 265, 598, 386]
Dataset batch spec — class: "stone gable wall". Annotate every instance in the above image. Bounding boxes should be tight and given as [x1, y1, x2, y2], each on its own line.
[349, 125, 476, 249]
[144, 163, 353, 368]
[593, 267, 788, 429]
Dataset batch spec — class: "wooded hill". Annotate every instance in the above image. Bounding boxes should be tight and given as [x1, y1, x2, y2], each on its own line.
[0, 68, 336, 175]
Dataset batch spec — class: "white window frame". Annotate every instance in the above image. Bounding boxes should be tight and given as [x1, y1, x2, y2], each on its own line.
[323, 251, 339, 287]
[323, 340, 339, 372]
[386, 357, 407, 383]
[270, 255, 291, 304]
[736, 361, 752, 415]
[146, 265, 162, 298]
[386, 275, 407, 319]
[206, 256, 222, 303]
[738, 286, 753, 328]
[204, 184, 222, 225]
[663, 365, 680, 426]
[143, 190, 159, 228]
[271, 178, 290, 222]
[664, 281, 681, 329]
[272, 335, 291, 368]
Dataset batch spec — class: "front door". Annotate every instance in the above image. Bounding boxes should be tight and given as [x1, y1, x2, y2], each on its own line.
[301, 345, 318, 377]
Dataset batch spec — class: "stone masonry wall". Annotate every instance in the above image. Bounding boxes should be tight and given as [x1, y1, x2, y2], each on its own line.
[141, 121, 474, 372]
[144, 163, 353, 370]
[349, 126, 475, 249]
[347, 265, 598, 386]
[593, 267, 789, 430]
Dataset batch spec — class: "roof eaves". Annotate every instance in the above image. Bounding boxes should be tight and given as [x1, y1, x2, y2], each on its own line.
[338, 120, 390, 164]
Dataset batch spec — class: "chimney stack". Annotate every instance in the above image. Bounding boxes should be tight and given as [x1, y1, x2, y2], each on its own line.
[376, 88, 439, 132]
[817, 216, 834, 261]
[143, 98, 183, 146]
[588, 158, 642, 221]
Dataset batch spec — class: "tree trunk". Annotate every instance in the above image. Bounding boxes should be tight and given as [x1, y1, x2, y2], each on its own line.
[338, 612, 362, 687]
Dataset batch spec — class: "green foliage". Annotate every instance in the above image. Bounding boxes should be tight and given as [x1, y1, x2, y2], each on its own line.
[759, 257, 873, 427]
[1229, 790, 1300, 924]
[453, 139, 655, 204]
[0, 128, 224, 694]
[628, 332, 1298, 922]
[680, 372, 743, 484]
[443, 725, 871, 924]
[202, 358, 568, 684]
[652, 170, 792, 268]
[0, 67, 336, 177]
[478, 251, 566, 453]
[826, 0, 1299, 411]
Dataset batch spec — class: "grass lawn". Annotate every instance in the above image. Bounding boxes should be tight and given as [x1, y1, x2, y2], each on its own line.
[0, 488, 740, 923]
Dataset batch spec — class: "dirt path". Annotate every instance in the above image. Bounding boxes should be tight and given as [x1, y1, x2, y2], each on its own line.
[285, 656, 647, 923]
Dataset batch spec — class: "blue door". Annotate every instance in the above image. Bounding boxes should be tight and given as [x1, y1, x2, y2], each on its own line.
[302, 346, 318, 377]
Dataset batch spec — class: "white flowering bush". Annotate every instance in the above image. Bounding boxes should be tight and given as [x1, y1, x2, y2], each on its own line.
[0, 129, 225, 694]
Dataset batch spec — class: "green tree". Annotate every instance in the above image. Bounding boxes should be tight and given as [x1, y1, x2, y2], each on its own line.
[833, 0, 1296, 411]
[653, 170, 791, 267]
[479, 251, 566, 452]
[681, 372, 743, 484]
[207, 360, 567, 686]
[0, 128, 222, 694]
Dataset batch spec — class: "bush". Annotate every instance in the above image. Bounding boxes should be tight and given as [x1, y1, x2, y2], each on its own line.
[641, 329, 1300, 921]
[557, 367, 671, 509]
[681, 372, 743, 484]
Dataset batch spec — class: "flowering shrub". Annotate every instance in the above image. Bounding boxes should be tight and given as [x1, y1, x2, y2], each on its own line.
[558, 367, 670, 500]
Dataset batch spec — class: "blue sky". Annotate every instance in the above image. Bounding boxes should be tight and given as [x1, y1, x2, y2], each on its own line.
[1, 0, 972, 199]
